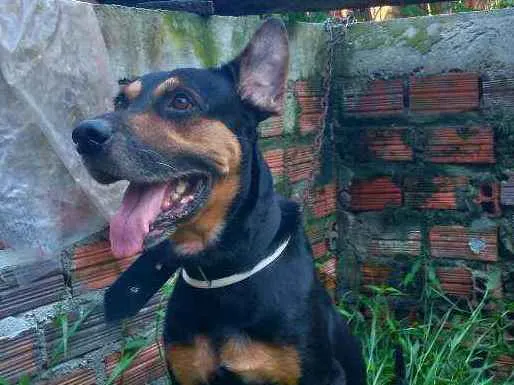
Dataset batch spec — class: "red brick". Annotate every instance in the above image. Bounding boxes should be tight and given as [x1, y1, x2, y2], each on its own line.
[318, 257, 337, 292]
[312, 241, 328, 259]
[258, 116, 283, 138]
[296, 96, 323, 115]
[425, 125, 495, 164]
[368, 230, 422, 257]
[361, 263, 392, 289]
[410, 73, 479, 114]
[350, 177, 402, 211]
[263, 149, 284, 177]
[437, 267, 473, 298]
[0, 330, 40, 383]
[105, 344, 166, 385]
[429, 226, 498, 262]
[310, 184, 337, 218]
[294, 82, 325, 136]
[0, 259, 65, 319]
[293, 81, 324, 98]
[35, 369, 96, 385]
[72, 239, 136, 292]
[285, 146, 315, 183]
[404, 176, 468, 210]
[366, 128, 413, 161]
[343, 79, 404, 117]
[299, 112, 323, 135]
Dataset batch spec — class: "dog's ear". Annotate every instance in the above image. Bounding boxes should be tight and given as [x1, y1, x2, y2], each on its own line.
[228, 18, 289, 116]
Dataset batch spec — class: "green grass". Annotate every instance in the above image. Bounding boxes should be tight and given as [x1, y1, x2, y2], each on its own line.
[1, 273, 511, 385]
[340, 284, 513, 385]
[106, 276, 177, 385]
[50, 305, 95, 365]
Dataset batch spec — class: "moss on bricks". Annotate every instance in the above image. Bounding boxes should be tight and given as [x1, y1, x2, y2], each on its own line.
[347, 24, 389, 50]
[490, 111, 514, 169]
[274, 176, 292, 197]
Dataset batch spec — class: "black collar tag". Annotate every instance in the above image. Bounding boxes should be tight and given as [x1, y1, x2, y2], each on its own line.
[104, 240, 178, 322]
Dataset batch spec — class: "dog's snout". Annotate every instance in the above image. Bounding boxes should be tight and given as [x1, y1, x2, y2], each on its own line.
[72, 119, 113, 155]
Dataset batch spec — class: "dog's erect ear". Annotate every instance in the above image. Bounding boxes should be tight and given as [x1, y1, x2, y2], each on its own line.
[230, 18, 289, 116]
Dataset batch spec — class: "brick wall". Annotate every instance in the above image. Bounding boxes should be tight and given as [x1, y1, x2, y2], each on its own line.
[335, 65, 514, 375]
[336, 71, 512, 314]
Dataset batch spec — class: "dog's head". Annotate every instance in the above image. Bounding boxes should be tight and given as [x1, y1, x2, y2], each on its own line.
[72, 19, 289, 258]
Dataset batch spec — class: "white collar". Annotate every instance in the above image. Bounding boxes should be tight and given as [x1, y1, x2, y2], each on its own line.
[181, 236, 291, 289]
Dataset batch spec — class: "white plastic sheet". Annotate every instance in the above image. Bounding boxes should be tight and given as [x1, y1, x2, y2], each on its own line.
[0, 0, 124, 256]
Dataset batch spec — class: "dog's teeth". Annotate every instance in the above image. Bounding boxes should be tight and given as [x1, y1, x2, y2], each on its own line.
[171, 192, 180, 201]
[181, 195, 194, 204]
[176, 181, 186, 195]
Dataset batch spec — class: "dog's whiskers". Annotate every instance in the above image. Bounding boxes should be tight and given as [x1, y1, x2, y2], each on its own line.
[137, 148, 177, 171]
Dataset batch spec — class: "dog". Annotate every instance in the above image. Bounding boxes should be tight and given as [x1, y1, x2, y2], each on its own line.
[72, 18, 366, 385]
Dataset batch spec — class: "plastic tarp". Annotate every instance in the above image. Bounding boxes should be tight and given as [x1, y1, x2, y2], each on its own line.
[0, 0, 123, 259]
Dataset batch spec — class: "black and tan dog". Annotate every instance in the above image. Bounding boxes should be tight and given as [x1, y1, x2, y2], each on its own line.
[72, 19, 366, 385]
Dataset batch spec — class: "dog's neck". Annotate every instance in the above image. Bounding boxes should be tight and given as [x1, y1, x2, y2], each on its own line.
[181, 140, 283, 280]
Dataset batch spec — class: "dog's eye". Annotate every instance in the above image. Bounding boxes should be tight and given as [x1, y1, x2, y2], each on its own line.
[168, 93, 193, 111]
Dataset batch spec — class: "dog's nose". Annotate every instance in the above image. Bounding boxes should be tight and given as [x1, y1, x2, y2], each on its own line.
[72, 119, 113, 155]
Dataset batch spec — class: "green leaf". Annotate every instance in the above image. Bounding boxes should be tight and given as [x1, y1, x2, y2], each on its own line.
[124, 337, 150, 352]
[402, 258, 422, 287]
[106, 353, 138, 385]
[18, 375, 32, 385]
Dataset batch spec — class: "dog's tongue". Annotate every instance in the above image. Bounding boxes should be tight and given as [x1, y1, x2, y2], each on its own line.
[110, 183, 168, 258]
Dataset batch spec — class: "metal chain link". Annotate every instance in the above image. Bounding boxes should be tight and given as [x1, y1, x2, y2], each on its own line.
[300, 13, 355, 206]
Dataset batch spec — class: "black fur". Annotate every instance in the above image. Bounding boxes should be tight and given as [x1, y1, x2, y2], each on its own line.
[163, 143, 367, 385]
[73, 19, 366, 385]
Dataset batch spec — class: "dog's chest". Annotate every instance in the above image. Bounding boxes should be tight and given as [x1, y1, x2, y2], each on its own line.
[166, 335, 301, 385]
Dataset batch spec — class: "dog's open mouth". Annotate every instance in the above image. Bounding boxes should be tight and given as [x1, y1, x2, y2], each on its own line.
[109, 174, 211, 258]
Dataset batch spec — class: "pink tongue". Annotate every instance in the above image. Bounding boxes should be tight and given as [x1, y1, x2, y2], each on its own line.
[110, 183, 168, 258]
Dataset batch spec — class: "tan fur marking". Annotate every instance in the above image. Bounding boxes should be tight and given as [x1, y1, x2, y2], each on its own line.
[129, 114, 241, 175]
[128, 114, 241, 251]
[124, 80, 142, 100]
[171, 174, 239, 249]
[220, 339, 301, 385]
[154, 77, 180, 98]
[166, 336, 217, 385]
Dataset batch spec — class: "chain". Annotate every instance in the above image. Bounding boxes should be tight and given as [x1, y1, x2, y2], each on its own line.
[300, 14, 355, 206]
